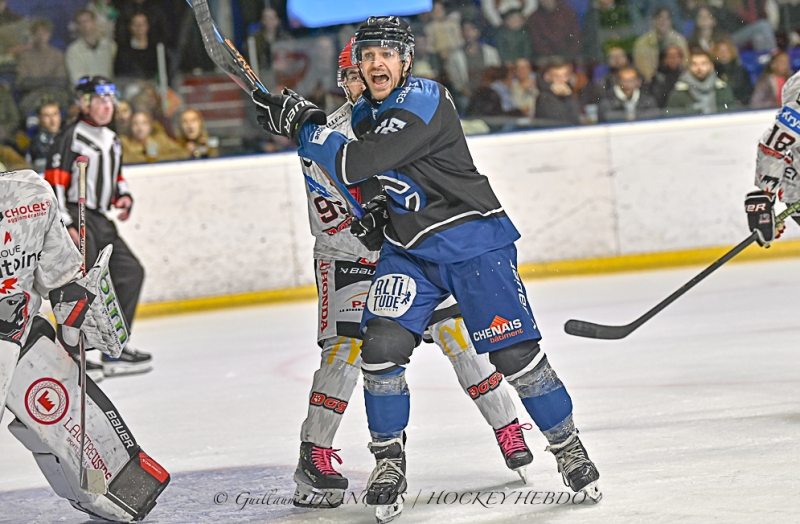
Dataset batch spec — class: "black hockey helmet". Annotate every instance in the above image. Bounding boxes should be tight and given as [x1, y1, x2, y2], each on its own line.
[75, 76, 117, 100]
[351, 16, 415, 65]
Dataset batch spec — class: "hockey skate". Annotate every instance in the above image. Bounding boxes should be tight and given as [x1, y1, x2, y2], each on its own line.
[546, 432, 602, 503]
[70, 354, 104, 383]
[293, 442, 348, 508]
[101, 347, 153, 377]
[366, 435, 406, 524]
[494, 419, 533, 482]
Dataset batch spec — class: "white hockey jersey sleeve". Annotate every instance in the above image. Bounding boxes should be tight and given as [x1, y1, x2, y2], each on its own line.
[0, 169, 81, 346]
[755, 71, 800, 208]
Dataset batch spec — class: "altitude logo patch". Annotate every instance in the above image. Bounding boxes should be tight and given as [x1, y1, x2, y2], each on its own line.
[367, 274, 416, 318]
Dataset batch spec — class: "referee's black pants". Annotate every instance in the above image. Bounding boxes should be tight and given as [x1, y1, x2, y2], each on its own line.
[68, 205, 145, 330]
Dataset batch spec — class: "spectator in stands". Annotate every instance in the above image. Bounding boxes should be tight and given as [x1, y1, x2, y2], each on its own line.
[649, 43, 685, 107]
[666, 49, 735, 114]
[511, 58, 538, 116]
[115, 0, 169, 49]
[413, 33, 444, 82]
[466, 65, 524, 117]
[0, 0, 28, 67]
[633, 7, 689, 82]
[114, 12, 159, 81]
[66, 9, 117, 85]
[86, 0, 118, 41]
[249, 7, 291, 84]
[481, 0, 537, 28]
[536, 61, 582, 125]
[0, 83, 20, 139]
[716, 0, 777, 52]
[27, 98, 62, 172]
[446, 20, 501, 110]
[177, 4, 216, 74]
[688, 7, 730, 53]
[597, 46, 632, 97]
[129, 82, 174, 137]
[0, 143, 29, 171]
[628, 0, 683, 34]
[581, 0, 637, 64]
[176, 108, 219, 159]
[527, 0, 582, 64]
[120, 111, 188, 164]
[750, 50, 792, 109]
[425, 2, 464, 61]
[16, 19, 71, 117]
[496, 9, 533, 63]
[712, 40, 752, 105]
[599, 65, 660, 121]
[114, 99, 133, 136]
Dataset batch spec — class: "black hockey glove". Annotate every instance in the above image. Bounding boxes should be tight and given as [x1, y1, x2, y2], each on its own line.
[351, 194, 389, 252]
[252, 88, 326, 145]
[745, 190, 785, 247]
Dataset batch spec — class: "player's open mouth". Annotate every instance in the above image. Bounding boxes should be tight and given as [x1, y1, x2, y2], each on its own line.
[371, 74, 390, 88]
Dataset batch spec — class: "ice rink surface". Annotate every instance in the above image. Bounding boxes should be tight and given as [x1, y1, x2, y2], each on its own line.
[2, 257, 800, 524]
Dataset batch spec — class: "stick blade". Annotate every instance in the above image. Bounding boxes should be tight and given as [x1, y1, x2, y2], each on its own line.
[564, 319, 632, 340]
[81, 468, 108, 494]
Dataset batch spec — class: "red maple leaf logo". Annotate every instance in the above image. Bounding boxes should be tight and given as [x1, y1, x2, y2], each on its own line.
[0, 278, 17, 294]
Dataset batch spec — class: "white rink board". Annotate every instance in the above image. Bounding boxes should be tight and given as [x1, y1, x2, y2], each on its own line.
[116, 110, 783, 303]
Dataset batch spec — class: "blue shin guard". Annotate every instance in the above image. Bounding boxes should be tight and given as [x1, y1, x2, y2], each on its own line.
[508, 358, 575, 444]
[363, 367, 410, 440]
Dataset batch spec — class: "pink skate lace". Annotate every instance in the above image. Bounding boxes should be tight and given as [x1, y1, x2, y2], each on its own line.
[311, 446, 344, 476]
[495, 422, 533, 457]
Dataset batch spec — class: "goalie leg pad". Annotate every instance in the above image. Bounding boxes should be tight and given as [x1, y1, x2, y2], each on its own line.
[5, 326, 169, 521]
[429, 315, 517, 429]
[300, 337, 362, 448]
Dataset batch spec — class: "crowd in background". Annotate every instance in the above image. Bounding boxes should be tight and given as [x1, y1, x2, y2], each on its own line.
[2, 0, 800, 166]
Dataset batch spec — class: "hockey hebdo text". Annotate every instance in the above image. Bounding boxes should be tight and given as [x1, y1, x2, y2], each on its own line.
[212, 488, 590, 511]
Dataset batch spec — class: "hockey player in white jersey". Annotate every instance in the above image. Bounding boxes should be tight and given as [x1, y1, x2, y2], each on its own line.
[292, 38, 532, 510]
[748, 71, 800, 244]
[0, 169, 169, 521]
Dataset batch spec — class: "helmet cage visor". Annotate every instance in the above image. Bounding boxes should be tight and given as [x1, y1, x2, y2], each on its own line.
[352, 39, 412, 65]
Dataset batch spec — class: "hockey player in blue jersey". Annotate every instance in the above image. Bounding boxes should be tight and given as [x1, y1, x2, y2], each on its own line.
[252, 15, 601, 519]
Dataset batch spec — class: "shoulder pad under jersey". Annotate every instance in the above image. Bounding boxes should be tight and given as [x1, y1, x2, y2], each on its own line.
[377, 77, 440, 125]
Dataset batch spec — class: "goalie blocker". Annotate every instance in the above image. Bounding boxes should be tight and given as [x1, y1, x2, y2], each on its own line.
[5, 316, 169, 522]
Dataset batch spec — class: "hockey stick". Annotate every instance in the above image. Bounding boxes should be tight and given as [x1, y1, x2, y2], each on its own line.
[564, 199, 800, 340]
[75, 156, 108, 494]
[185, 0, 364, 218]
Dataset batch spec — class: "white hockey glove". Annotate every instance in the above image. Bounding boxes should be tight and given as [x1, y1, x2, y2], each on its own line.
[745, 190, 785, 247]
[49, 245, 128, 358]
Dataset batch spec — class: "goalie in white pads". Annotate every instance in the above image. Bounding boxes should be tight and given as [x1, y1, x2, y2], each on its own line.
[749, 70, 800, 244]
[0, 169, 169, 521]
[292, 39, 532, 511]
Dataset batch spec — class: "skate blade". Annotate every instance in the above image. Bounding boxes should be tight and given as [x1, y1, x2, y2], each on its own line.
[292, 475, 344, 508]
[86, 369, 104, 383]
[580, 481, 602, 503]
[81, 468, 108, 494]
[515, 466, 528, 484]
[102, 362, 153, 377]
[375, 501, 403, 524]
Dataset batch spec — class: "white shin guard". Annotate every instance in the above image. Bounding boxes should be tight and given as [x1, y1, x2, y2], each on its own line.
[300, 337, 362, 448]
[5, 318, 169, 522]
[429, 316, 517, 429]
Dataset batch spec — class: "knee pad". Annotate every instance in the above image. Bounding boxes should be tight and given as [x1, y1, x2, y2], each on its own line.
[5, 321, 169, 522]
[489, 340, 544, 379]
[360, 318, 417, 374]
